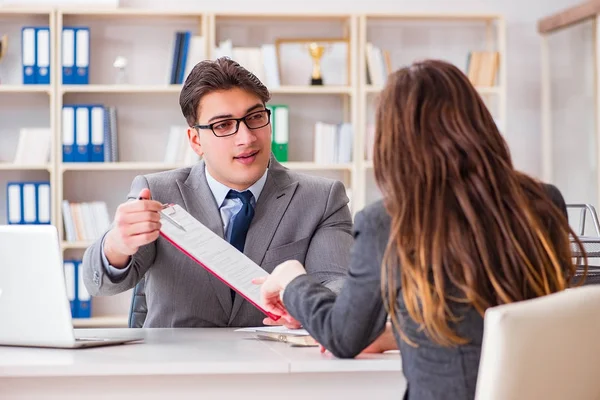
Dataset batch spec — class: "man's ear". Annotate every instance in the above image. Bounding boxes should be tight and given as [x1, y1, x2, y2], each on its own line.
[187, 127, 204, 157]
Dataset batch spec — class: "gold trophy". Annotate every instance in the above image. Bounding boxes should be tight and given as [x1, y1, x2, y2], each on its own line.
[308, 42, 325, 85]
[0, 35, 7, 85]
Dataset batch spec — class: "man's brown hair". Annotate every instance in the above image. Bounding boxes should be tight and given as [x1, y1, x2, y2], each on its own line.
[179, 57, 271, 127]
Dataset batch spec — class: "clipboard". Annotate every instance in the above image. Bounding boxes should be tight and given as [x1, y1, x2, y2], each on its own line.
[158, 204, 280, 321]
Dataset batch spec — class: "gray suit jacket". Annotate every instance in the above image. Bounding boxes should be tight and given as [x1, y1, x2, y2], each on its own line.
[282, 183, 567, 400]
[82, 156, 353, 328]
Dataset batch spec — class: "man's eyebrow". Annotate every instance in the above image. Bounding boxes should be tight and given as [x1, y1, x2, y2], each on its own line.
[207, 113, 233, 123]
[206, 104, 263, 124]
[246, 103, 264, 113]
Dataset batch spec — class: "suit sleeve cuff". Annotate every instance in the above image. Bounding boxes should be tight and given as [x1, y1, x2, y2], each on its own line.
[101, 236, 132, 279]
[322, 277, 344, 294]
[282, 274, 318, 307]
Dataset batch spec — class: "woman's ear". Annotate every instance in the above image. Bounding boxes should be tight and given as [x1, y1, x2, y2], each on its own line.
[187, 127, 204, 157]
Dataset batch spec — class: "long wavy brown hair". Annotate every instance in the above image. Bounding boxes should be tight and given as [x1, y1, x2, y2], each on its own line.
[374, 59, 587, 347]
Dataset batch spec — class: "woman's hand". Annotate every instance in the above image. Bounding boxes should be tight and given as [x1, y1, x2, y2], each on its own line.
[319, 322, 398, 355]
[361, 322, 398, 353]
[261, 316, 302, 329]
[252, 260, 307, 326]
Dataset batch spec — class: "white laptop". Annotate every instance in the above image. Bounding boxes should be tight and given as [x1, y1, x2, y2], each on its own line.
[0, 225, 143, 348]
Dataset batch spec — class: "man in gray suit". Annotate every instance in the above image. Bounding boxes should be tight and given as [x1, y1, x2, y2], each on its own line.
[81, 57, 353, 328]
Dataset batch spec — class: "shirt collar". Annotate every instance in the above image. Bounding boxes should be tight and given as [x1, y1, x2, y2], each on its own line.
[205, 166, 269, 208]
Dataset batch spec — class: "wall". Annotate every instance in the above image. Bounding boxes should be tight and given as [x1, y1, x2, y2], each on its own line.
[547, 20, 596, 225]
[116, 0, 584, 187]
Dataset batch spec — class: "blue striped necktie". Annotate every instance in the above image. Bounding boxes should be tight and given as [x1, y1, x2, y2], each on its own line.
[226, 189, 255, 302]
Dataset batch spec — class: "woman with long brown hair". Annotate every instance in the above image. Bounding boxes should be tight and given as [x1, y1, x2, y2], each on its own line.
[254, 59, 586, 400]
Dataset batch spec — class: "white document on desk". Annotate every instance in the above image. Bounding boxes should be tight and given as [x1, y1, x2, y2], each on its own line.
[235, 326, 310, 336]
[159, 204, 272, 317]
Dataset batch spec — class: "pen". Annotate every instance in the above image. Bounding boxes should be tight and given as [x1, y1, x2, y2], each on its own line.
[137, 196, 187, 232]
[160, 206, 187, 232]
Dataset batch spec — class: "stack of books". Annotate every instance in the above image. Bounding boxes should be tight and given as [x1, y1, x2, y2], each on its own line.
[61, 200, 111, 242]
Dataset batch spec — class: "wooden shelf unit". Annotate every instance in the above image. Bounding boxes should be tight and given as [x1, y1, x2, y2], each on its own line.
[0, 8, 58, 227]
[0, 7, 507, 324]
[357, 12, 506, 207]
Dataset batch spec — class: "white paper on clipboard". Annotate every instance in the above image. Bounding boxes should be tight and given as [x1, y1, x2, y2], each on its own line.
[158, 204, 277, 320]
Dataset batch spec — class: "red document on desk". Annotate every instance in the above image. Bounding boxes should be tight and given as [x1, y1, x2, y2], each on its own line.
[158, 204, 279, 321]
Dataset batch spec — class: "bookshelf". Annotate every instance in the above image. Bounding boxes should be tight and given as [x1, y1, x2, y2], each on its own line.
[0, 84, 52, 93]
[53, 8, 208, 328]
[60, 84, 183, 94]
[0, 8, 57, 230]
[210, 12, 361, 210]
[54, 8, 208, 240]
[358, 12, 506, 207]
[0, 163, 52, 171]
[0, 8, 506, 327]
[269, 85, 353, 95]
[61, 240, 93, 250]
[60, 162, 186, 171]
[365, 85, 501, 95]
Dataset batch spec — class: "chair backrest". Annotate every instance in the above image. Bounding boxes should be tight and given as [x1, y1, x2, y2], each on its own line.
[128, 277, 147, 328]
[567, 204, 600, 284]
[567, 204, 600, 236]
[475, 286, 600, 400]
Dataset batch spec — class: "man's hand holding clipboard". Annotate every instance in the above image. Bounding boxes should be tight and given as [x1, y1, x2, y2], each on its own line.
[102, 188, 163, 269]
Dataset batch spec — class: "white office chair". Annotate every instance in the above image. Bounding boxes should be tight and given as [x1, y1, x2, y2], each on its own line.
[475, 285, 600, 400]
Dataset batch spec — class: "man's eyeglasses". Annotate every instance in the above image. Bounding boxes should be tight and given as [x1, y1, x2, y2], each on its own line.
[193, 109, 271, 138]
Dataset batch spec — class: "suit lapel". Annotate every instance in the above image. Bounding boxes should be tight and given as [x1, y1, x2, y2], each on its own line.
[176, 161, 232, 316]
[229, 158, 298, 323]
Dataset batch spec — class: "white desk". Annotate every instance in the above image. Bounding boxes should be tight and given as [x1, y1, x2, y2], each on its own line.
[0, 328, 406, 399]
